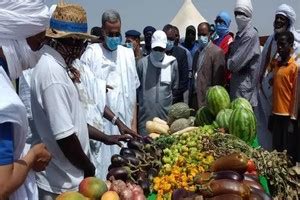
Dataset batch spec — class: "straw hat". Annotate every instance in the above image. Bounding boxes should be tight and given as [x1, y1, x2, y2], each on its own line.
[46, 2, 96, 39]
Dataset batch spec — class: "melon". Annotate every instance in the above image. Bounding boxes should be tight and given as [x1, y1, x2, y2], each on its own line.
[206, 86, 230, 116]
[56, 192, 87, 200]
[168, 102, 191, 123]
[170, 118, 191, 134]
[188, 116, 196, 126]
[215, 109, 233, 130]
[230, 97, 253, 112]
[194, 106, 215, 126]
[79, 177, 108, 199]
[229, 108, 257, 145]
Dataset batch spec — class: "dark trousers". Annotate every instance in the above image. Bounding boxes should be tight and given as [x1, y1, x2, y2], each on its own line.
[271, 115, 299, 163]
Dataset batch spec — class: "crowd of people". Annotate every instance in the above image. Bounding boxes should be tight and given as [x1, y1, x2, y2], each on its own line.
[0, 0, 299, 199]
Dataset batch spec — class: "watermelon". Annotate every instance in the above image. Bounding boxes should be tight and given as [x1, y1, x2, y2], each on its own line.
[215, 109, 233, 130]
[170, 118, 191, 134]
[230, 97, 253, 112]
[229, 108, 257, 145]
[194, 106, 215, 126]
[206, 86, 230, 116]
[168, 102, 191, 123]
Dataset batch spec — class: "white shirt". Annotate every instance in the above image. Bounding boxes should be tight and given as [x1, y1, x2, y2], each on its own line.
[30, 45, 91, 194]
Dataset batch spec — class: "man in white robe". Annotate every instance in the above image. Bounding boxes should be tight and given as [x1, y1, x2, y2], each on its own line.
[0, 1, 51, 199]
[78, 10, 140, 179]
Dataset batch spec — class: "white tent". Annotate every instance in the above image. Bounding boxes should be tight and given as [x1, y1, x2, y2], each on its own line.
[170, 0, 206, 38]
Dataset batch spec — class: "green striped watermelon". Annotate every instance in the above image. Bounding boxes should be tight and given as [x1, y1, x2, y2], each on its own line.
[230, 97, 253, 112]
[215, 109, 233, 130]
[206, 86, 230, 116]
[229, 108, 257, 145]
[195, 106, 215, 126]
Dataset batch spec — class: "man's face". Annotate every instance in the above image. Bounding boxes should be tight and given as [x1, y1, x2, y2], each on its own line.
[277, 35, 292, 59]
[174, 29, 180, 46]
[165, 29, 176, 42]
[125, 36, 139, 50]
[274, 14, 289, 34]
[26, 30, 46, 51]
[198, 24, 210, 39]
[144, 31, 154, 47]
[185, 30, 196, 44]
[56, 38, 86, 66]
[103, 20, 121, 38]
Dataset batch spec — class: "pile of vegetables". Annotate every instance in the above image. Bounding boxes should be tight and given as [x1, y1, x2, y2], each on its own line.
[154, 127, 300, 199]
[107, 137, 162, 196]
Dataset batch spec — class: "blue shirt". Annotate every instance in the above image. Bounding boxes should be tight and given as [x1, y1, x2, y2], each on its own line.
[0, 122, 14, 165]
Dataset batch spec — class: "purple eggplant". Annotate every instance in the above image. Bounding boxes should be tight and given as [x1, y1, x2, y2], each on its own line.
[194, 171, 243, 185]
[143, 136, 154, 144]
[107, 167, 129, 181]
[206, 194, 243, 200]
[250, 187, 273, 200]
[128, 139, 144, 151]
[111, 154, 127, 167]
[171, 189, 197, 200]
[120, 147, 136, 157]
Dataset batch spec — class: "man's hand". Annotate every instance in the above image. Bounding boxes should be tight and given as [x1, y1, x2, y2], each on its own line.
[117, 121, 141, 138]
[102, 135, 132, 147]
[30, 143, 52, 172]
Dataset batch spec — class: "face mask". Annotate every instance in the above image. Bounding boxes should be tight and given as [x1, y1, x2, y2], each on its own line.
[235, 15, 251, 32]
[150, 50, 165, 62]
[125, 42, 133, 49]
[105, 36, 122, 51]
[166, 40, 174, 51]
[215, 23, 229, 37]
[198, 36, 209, 48]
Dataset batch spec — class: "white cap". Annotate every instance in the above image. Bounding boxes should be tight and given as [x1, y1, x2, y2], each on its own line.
[151, 30, 167, 49]
[235, 0, 253, 18]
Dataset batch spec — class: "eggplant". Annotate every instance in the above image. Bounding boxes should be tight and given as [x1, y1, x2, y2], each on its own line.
[244, 174, 259, 182]
[206, 194, 243, 200]
[107, 167, 129, 181]
[250, 187, 273, 200]
[243, 180, 263, 191]
[138, 178, 151, 196]
[128, 139, 144, 151]
[194, 171, 243, 185]
[124, 155, 141, 166]
[111, 154, 127, 167]
[199, 179, 250, 198]
[171, 189, 197, 200]
[120, 147, 136, 157]
[210, 153, 249, 174]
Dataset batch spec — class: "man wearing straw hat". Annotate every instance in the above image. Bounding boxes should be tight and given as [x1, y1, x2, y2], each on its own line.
[78, 9, 140, 179]
[30, 3, 130, 199]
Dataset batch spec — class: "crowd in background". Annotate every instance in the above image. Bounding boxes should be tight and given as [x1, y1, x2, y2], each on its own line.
[0, 0, 299, 199]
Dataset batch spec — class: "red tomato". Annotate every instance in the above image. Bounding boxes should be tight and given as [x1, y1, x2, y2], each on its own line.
[247, 159, 256, 172]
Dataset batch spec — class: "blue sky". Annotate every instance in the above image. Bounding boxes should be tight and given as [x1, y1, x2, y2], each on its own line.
[46, 0, 300, 36]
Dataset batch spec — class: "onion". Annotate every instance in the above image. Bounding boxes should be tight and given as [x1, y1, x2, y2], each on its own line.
[132, 193, 146, 200]
[131, 184, 144, 195]
[120, 188, 133, 200]
[111, 179, 127, 194]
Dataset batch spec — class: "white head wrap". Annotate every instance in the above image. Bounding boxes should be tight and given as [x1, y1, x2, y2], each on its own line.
[275, 4, 300, 46]
[235, 0, 253, 18]
[0, 0, 50, 79]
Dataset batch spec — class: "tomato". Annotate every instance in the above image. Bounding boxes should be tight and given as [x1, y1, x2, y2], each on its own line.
[247, 159, 256, 172]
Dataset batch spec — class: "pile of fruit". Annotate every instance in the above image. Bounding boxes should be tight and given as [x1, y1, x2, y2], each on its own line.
[195, 85, 256, 145]
[106, 138, 163, 197]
